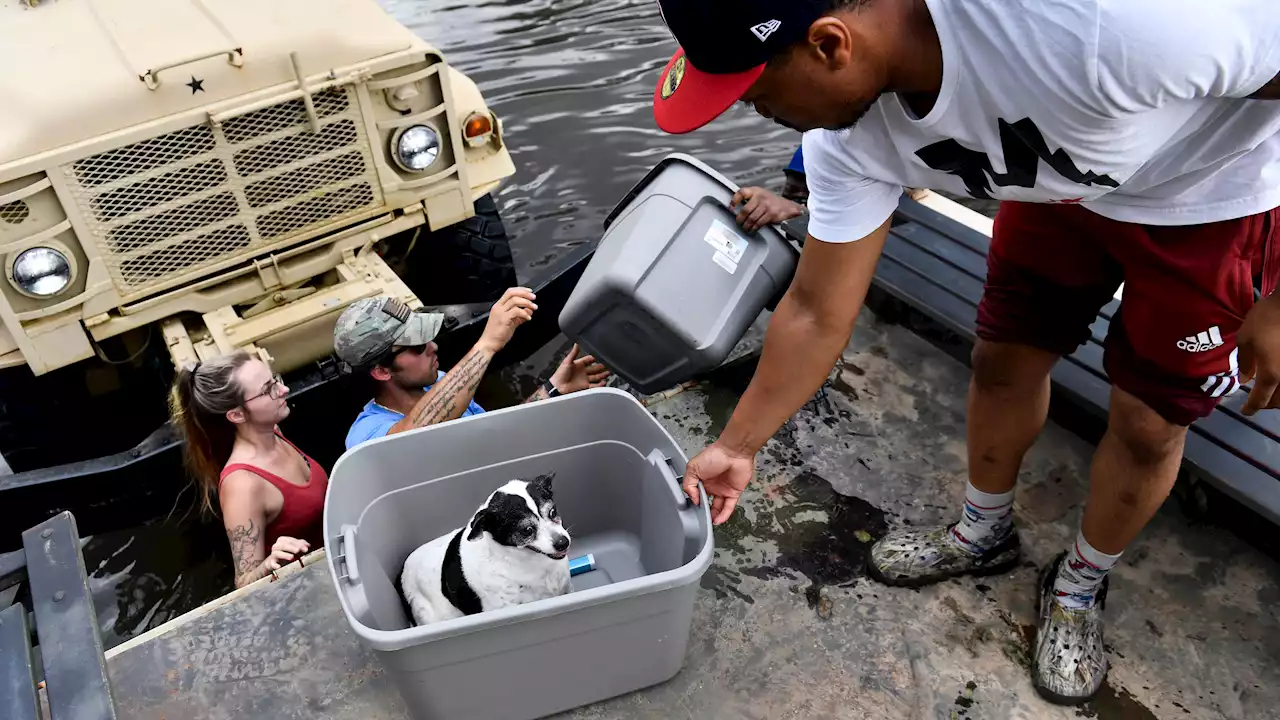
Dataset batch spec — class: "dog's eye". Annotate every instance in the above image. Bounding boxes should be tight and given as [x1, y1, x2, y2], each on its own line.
[547, 507, 560, 523]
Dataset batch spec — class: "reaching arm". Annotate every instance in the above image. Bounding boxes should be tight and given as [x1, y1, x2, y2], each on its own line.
[388, 344, 499, 433]
[681, 219, 893, 524]
[220, 471, 309, 588]
[387, 287, 536, 434]
[522, 343, 611, 404]
[720, 219, 892, 456]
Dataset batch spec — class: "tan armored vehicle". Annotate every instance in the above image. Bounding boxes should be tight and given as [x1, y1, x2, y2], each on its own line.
[0, 0, 517, 473]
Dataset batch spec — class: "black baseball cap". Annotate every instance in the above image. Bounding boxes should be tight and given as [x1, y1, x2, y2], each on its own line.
[653, 0, 831, 134]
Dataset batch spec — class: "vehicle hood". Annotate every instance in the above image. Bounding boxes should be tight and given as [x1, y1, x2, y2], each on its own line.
[0, 0, 419, 167]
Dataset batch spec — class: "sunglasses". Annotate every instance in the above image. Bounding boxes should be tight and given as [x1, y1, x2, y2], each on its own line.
[370, 343, 432, 370]
[243, 373, 285, 403]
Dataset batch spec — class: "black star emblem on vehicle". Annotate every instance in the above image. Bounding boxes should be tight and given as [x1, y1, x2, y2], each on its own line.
[187, 76, 205, 94]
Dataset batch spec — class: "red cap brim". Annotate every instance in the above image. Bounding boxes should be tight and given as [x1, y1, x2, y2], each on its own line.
[653, 49, 765, 134]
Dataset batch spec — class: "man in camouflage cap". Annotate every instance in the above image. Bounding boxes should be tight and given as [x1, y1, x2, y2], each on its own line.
[335, 287, 611, 449]
[333, 295, 445, 372]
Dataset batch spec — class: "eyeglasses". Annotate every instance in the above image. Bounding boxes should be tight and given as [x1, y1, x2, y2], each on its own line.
[243, 374, 285, 403]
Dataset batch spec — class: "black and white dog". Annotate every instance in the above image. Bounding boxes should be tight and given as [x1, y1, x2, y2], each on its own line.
[400, 474, 572, 626]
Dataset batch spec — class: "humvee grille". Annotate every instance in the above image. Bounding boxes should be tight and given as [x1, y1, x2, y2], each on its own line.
[63, 86, 383, 296]
[0, 201, 30, 225]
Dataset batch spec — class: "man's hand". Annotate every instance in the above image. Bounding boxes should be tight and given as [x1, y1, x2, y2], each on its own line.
[682, 442, 755, 525]
[1238, 292, 1280, 415]
[732, 186, 805, 233]
[550, 343, 612, 394]
[477, 287, 537, 354]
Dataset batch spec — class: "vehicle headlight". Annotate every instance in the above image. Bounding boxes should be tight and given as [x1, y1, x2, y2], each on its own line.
[392, 125, 442, 172]
[12, 247, 72, 297]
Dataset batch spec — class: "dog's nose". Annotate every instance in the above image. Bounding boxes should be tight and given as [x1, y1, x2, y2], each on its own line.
[552, 534, 569, 553]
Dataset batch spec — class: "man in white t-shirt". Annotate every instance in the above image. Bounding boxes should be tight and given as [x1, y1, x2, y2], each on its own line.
[652, 0, 1280, 704]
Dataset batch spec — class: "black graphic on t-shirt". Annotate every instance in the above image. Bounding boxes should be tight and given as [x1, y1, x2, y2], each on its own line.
[915, 118, 1119, 200]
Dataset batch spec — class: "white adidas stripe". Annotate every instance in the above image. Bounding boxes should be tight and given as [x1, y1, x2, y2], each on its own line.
[1211, 375, 1233, 398]
[1202, 347, 1241, 398]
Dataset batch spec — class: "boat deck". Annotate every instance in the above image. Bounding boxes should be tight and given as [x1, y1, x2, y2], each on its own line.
[103, 307, 1280, 720]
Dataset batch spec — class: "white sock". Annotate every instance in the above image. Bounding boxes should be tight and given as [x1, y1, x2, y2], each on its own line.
[948, 480, 1014, 554]
[1052, 530, 1122, 609]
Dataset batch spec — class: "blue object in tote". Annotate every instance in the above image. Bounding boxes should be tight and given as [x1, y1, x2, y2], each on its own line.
[568, 554, 596, 576]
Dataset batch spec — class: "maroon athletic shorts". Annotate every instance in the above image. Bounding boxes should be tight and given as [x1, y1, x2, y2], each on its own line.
[976, 201, 1280, 426]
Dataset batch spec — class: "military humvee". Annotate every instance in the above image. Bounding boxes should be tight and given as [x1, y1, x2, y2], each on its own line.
[0, 0, 518, 473]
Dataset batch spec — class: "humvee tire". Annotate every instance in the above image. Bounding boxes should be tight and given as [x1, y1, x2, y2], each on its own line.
[0, 335, 171, 474]
[407, 194, 518, 306]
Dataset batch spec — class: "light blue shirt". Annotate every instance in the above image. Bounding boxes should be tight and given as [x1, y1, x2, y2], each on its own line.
[345, 371, 485, 450]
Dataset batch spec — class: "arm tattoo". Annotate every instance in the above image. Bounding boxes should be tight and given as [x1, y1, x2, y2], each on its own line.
[1248, 72, 1280, 100]
[227, 519, 266, 586]
[523, 386, 550, 404]
[408, 348, 491, 427]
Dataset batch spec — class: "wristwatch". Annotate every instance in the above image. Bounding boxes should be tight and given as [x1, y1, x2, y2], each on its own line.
[542, 379, 562, 398]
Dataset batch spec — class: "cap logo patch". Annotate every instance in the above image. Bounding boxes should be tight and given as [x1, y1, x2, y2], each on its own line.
[380, 297, 411, 323]
[751, 19, 781, 42]
[661, 55, 686, 100]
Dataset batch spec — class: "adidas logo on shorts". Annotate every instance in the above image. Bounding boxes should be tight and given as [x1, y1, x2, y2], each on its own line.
[1177, 326, 1224, 353]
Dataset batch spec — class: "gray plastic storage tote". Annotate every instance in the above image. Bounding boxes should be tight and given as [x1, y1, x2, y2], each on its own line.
[558, 153, 798, 394]
[324, 388, 713, 720]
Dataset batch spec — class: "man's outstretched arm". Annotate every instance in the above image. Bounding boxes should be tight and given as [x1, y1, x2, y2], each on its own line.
[682, 217, 892, 524]
[717, 219, 891, 457]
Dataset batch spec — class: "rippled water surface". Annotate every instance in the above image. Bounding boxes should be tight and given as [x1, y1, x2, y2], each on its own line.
[387, 0, 806, 275]
[81, 0, 806, 649]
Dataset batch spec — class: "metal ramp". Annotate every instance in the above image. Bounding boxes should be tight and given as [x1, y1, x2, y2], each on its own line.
[0, 512, 118, 720]
[869, 194, 1280, 526]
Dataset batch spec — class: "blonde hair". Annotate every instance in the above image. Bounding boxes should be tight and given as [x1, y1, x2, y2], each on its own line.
[168, 350, 255, 515]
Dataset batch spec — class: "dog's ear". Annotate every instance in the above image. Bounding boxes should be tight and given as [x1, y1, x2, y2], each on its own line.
[466, 508, 490, 541]
[526, 473, 555, 509]
[529, 472, 555, 496]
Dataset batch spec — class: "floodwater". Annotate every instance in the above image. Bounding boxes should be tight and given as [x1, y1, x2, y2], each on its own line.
[80, 0, 807, 649]
[395, 0, 808, 271]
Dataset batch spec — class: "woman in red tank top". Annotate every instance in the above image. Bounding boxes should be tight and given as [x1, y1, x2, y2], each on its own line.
[170, 351, 329, 588]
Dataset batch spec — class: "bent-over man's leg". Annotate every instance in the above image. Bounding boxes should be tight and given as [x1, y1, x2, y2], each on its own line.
[1031, 205, 1279, 704]
[1029, 384, 1187, 704]
[1080, 387, 1187, 555]
[869, 202, 1118, 585]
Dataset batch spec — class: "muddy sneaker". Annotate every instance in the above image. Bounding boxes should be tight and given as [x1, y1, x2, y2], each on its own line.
[866, 523, 1021, 587]
[1032, 552, 1109, 705]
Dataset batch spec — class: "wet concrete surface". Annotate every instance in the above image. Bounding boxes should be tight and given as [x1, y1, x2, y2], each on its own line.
[565, 309, 1280, 720]
[105, 308, 1280, 720]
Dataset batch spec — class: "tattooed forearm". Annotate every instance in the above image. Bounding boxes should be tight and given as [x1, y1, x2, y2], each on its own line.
[227, 520, 267, 587]
[406, 346, 494, 428]
[1248, 73, 1280, 99]
[523, 386, 550, 404]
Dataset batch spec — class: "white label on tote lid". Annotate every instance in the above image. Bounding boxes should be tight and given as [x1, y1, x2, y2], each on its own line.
[703, 219, 748, 273]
